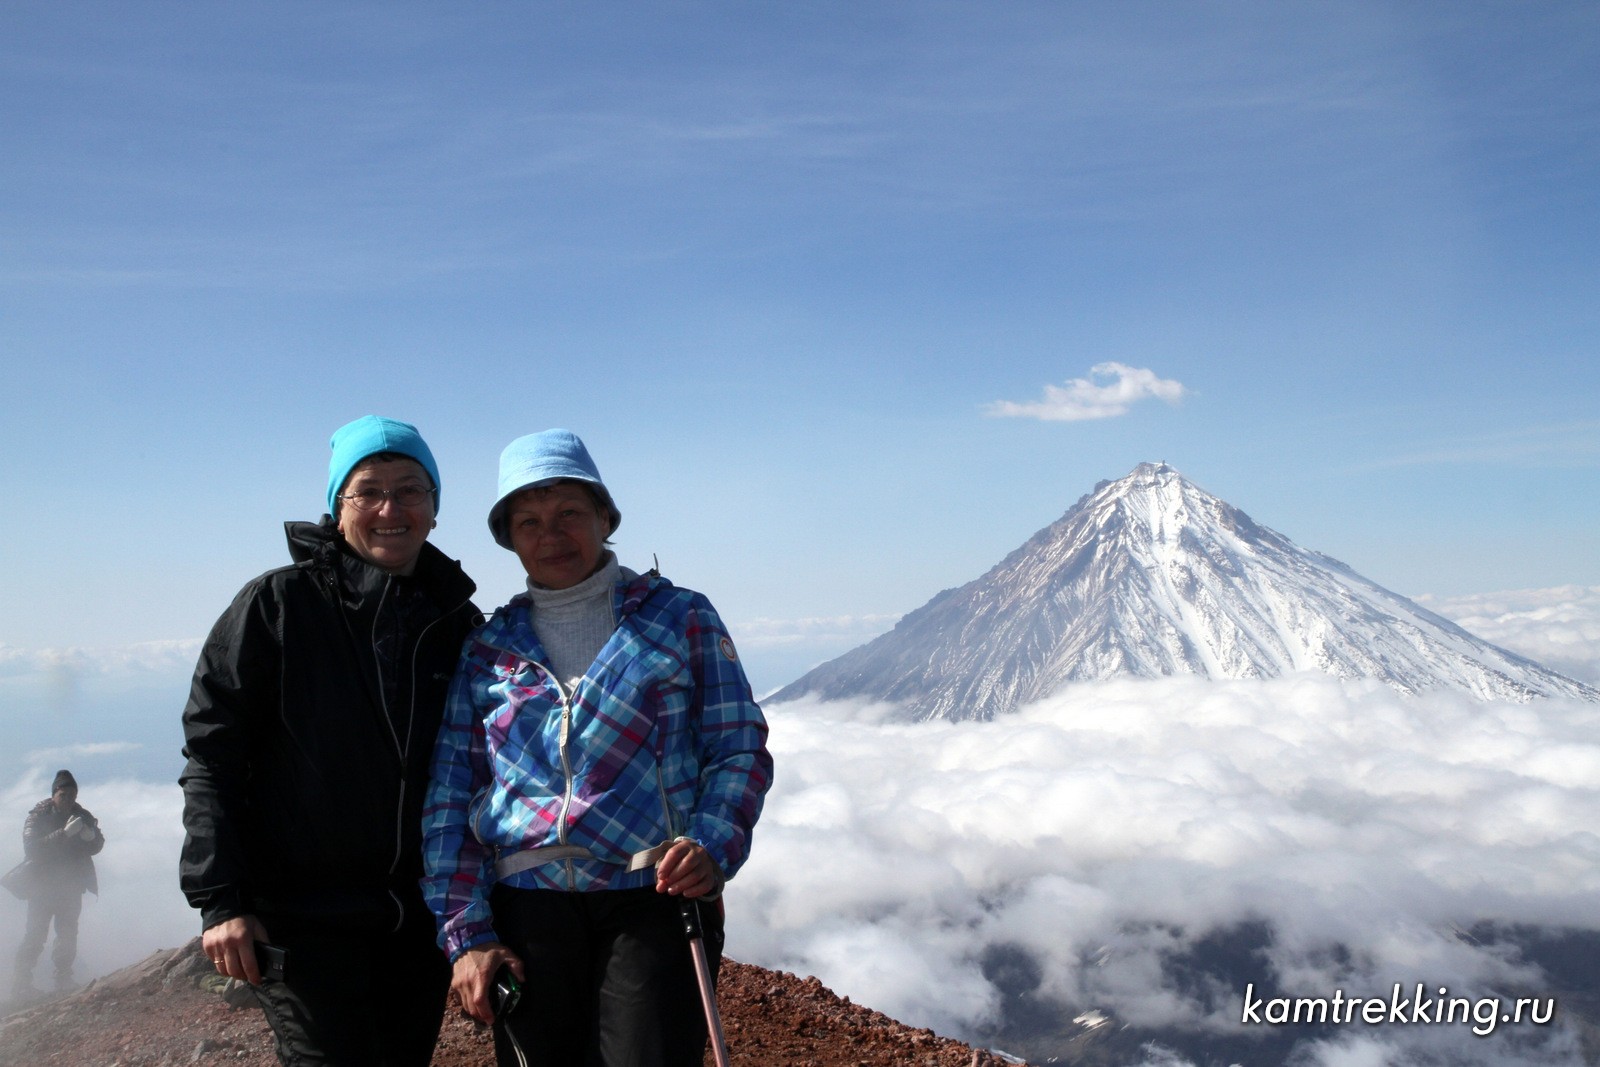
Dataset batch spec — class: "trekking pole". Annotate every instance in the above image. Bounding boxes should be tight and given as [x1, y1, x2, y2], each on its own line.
[679, 899, 731, 1067]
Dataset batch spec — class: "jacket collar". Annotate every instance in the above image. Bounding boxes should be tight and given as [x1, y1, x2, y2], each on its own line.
[283, 517, 477, 612]
[481, 569, 671, 656]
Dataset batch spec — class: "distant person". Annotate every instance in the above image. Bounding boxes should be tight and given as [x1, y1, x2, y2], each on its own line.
[179, 416, 479, 1066]
[422, 429, 773, 1067]
[11, 769, 104, 999]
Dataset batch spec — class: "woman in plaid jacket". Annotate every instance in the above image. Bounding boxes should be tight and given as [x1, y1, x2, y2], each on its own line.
[422, 429, 772, 1067]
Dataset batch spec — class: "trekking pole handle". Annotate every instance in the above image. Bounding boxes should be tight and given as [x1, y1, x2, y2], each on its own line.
[679, 897, 706, 942]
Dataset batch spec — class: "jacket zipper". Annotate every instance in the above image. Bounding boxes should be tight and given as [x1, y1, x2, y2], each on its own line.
[656, 764, 676, 840]
[375, 579, 475, 930]
[503, 579, 659, 892]
[548, 669, 579, 892]
[367, 578, 408, 929]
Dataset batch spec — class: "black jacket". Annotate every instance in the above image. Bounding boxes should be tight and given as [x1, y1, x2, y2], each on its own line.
[179, 518, 478, 932]
[22, 798, 104, 896]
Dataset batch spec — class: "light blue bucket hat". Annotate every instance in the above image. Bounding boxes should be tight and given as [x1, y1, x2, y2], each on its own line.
[488, 429, 621, 549]
[326, 415, 442, 517]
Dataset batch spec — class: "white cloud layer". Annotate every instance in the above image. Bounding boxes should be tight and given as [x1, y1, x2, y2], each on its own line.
[984, 362, 1188, 422]
[731, 676, 1599, 1065]
[1419, 585, 1600, 684]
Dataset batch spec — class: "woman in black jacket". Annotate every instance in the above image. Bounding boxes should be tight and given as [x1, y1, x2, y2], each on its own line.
[180, 415, 478, 1066]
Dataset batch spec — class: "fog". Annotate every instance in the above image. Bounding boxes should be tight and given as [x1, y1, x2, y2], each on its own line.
[0, 766, 192, 982]
[0, 642, 203, 981]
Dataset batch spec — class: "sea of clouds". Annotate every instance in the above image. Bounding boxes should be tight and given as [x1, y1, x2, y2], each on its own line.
[737, 680, 1597, 1064]
[0, 586, 1594, 1064]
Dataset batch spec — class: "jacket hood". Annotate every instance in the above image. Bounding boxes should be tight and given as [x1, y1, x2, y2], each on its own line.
[284, 517, 477, 611]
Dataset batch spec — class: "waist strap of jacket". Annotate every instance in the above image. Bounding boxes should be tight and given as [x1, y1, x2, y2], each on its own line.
[494, 841, 671, 881]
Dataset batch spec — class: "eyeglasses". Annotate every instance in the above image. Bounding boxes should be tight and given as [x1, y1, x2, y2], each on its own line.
[338, 485, 436, 510]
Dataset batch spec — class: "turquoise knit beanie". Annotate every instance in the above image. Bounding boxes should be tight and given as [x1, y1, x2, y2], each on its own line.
[326, 416, 443, 517]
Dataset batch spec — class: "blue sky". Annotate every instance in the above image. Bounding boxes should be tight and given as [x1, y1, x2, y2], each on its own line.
[4, 1, 1598, 694]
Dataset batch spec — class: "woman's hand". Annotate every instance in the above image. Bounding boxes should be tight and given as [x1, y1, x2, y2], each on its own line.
[202, 914, 271, 985]
[451, 941, 525, 1025]
[654, 838, 722, 898]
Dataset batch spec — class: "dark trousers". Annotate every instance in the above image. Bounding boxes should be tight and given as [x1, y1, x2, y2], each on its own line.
[491, 885, 724, 1067]
[13, 891, 83, 988]
[250, 908, 450, 1067]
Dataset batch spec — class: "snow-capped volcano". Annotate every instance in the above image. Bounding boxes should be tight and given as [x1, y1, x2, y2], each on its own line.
[773, 462, 1599, 720]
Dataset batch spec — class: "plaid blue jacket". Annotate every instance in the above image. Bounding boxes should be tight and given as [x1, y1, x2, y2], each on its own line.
[421, 572, 773, 960]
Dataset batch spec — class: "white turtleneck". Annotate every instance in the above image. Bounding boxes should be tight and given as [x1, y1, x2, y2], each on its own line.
[526, 552, 636, 692]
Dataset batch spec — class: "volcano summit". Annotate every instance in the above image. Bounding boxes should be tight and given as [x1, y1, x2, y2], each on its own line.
[774, 463, 1598, 720]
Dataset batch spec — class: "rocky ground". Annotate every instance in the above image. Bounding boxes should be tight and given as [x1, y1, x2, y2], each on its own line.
[0, 938, 1028, 1066]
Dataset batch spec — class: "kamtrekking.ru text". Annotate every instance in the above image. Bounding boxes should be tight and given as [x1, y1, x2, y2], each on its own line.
[1240, 982, 1554, 1037]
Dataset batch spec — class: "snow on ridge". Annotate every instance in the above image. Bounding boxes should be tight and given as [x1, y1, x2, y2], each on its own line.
[773, 463, 1599, 720]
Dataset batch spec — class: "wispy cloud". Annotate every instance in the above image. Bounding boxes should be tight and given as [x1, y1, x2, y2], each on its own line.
[734, 613, 901, 648]
[1365, 421, 1600, 471]
[23, 740, 142, 764]
[984, 363, 1188, 422]
[0, 639, 201, 679]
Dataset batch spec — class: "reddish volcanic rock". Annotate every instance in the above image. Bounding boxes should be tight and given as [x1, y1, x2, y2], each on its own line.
[0, 939, 1027, 1066]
